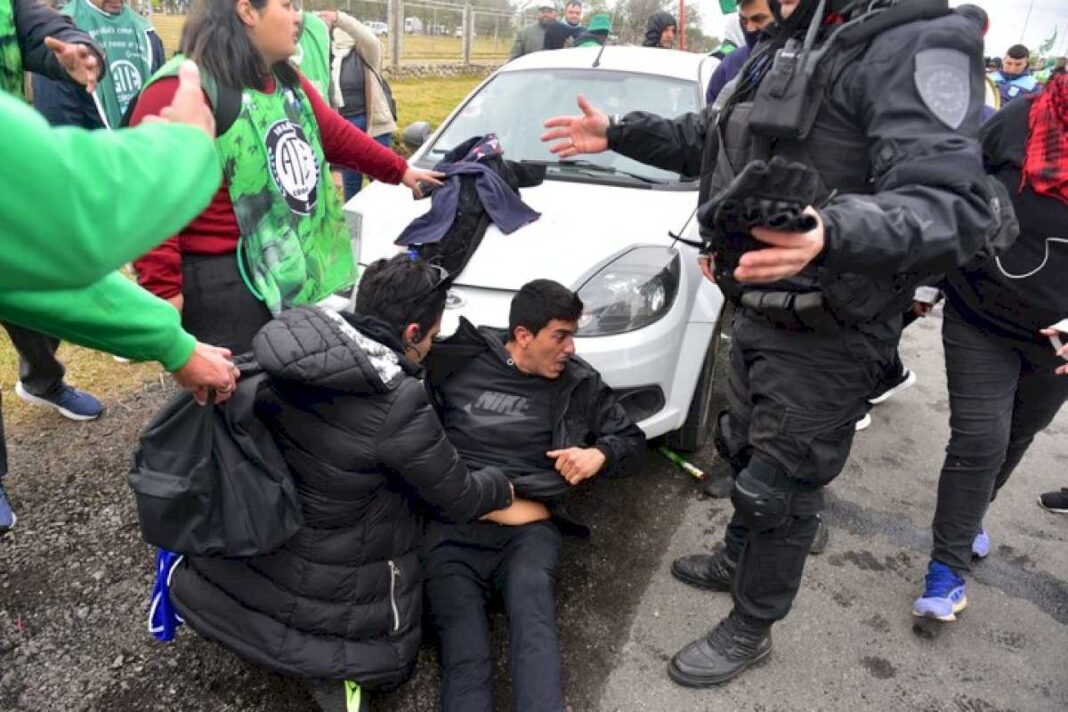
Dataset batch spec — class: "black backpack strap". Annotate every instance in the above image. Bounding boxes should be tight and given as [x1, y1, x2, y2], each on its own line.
[119, 80, 242, 135]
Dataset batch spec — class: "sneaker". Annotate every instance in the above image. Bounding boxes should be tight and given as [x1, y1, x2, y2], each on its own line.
[0, 482, 15, 533]
[672, 549, 737, 591]
[912, 560, 967, 622]
[668, 610, 772, 687]
[855, 412, 872, 431]
[868, 367, 917, 405]
[971, 525, 990, 559]
[1037, 487, 1068, 514]
[307, 680, 369, 712]
[15, 382, 103, 421]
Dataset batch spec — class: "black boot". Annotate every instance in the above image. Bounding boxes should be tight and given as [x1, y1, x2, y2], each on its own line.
[701, 459, 735, 498]
[671, 549, 736, 591]
[667, 611, 772, 687]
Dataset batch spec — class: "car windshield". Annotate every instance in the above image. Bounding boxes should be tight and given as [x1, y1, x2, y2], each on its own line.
[420, 68, 700, 187]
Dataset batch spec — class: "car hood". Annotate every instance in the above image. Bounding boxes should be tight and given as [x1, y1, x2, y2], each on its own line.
[348, 178, 698, 291]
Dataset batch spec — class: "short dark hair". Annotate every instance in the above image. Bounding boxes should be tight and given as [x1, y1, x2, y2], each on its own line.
[356, 255, 447, 342]
[565, 0, 582, 7]
[508, 280, 583, 339]
[181, 0, 300, 91]
[1006, 44, 1030, 60]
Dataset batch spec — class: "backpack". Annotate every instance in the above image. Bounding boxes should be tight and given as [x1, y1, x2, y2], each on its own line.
[127, 361, 302, 557]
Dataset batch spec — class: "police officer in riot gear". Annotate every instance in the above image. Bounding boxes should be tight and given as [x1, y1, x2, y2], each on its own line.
[542, 0, 1000, 685]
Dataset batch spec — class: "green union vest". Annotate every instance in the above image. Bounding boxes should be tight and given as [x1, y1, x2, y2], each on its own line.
[147, 56, 354, 315]
[0, 0, 24, 98]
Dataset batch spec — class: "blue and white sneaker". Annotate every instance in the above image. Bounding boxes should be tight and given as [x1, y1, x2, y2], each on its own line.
[971, 525, 990, 559]
[16, 382, 103, 421]
[0, 481, 15, 533]
[913, 560, 967, 622]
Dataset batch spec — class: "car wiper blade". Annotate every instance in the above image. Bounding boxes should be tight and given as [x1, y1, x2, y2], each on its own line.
[527, 159, 663, 185]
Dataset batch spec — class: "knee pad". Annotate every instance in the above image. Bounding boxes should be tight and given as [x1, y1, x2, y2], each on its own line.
[730, 458, 793, 532]
[713, 410, 750, 475]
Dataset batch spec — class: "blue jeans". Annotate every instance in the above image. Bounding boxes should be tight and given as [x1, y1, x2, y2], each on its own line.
[341, 114, 392, 202]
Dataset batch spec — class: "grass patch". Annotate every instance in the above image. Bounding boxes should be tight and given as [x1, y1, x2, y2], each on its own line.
[389, 75, 481, 152]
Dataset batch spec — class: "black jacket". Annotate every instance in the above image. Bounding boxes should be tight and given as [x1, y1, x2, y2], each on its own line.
[946, 96, 1068, 342]
[170, 307, 513, 686]
[10, 0, 105, 83]
[608, 6, 997, 325]
[426, 318, 646, 501]
[32, 28, 164, 129]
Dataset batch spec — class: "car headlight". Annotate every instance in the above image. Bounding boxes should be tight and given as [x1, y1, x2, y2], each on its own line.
[576, 247, 680, 337]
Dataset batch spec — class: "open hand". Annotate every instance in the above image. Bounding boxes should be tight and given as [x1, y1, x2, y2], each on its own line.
[737, 206, 825, 283]
[546, 447, 606, 485]
[541, 95, 609, 158]
[44, 36, 101, 93]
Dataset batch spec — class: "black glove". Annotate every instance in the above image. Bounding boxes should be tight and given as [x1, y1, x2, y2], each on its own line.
[699, 156, 822, 238]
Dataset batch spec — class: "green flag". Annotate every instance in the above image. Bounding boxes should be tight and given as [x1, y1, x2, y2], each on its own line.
[719, 0, 738, 13]
[1039, 26, 1057, 55]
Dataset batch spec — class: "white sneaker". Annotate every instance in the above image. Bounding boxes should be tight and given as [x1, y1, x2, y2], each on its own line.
[869, 368, 917, 405]
[855, 413, 872, 431]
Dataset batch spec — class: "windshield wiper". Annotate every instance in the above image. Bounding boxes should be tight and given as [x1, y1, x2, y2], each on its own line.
[527, 159, 664, 185]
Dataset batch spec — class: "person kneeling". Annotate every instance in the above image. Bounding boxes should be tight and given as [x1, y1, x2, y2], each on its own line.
[168, 256, 514, 711]
[423, 279, 645, 712]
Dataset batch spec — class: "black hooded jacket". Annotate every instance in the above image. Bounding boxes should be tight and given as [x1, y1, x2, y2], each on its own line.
[643, 12, 677, 47]
[170, 307, 512, 686]
[425, 318, 646, 501]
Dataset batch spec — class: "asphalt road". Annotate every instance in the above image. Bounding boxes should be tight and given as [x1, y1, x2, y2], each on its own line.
[1, 305, 1066, 711]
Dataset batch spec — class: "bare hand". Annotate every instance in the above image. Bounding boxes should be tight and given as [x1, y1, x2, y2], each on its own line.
[402, 167, 445, 198]
[737, 206, 826, 283]
[546, 447, 606, 485]
[155, 60, 215, 138]
[316, 10, 338, 26]
[171, 342, 240, 405]
[480, 498, 552, 525]
[44, 36, 101, 93]
[1039, 328, 1068, 374]
[541, 95, 609, 158]
[166, 294, 184, 312]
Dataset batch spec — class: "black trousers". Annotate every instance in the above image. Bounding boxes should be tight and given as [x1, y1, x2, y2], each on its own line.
[180, 253, 273, 356]
[424, 520, 563, 712]
[719, 311, 893, 623]
[0, 322, 68, 478]
[931, 302, 1068, 573]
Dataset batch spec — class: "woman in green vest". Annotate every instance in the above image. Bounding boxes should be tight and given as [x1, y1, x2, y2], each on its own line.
[130, 0, 441, 355]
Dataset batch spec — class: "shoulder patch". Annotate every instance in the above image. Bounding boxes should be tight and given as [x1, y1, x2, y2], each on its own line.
[913, 48, 971, 130]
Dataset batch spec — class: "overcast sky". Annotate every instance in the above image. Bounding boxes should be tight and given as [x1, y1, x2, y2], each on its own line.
[695, 0, 1068, 58]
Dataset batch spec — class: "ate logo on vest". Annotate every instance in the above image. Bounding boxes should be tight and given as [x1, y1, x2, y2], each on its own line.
[265, 119, 319, 215]
[110, 60, 143, 108]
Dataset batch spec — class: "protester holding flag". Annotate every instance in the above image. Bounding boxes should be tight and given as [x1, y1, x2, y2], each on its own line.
[130, 0, 443, 355]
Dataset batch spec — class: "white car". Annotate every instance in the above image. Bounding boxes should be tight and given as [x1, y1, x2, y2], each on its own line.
[342, 47, 726, 450]
[366, 21, 388, 36]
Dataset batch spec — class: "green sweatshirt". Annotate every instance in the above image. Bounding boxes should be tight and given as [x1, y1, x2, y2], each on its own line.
[1, 90, 220, 291]
[1, 89, 221, 371]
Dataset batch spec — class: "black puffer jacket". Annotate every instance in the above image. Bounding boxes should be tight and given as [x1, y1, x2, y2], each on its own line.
[170, 307, 512, 686]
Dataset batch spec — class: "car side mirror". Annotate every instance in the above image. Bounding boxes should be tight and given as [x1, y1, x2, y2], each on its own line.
[403, 121, 432, 151]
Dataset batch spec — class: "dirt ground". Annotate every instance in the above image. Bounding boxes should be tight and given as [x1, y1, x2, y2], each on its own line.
[0, 379, 700, 712]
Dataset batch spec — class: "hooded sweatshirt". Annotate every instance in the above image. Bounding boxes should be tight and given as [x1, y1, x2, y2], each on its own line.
[643, 11, 676, 48]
